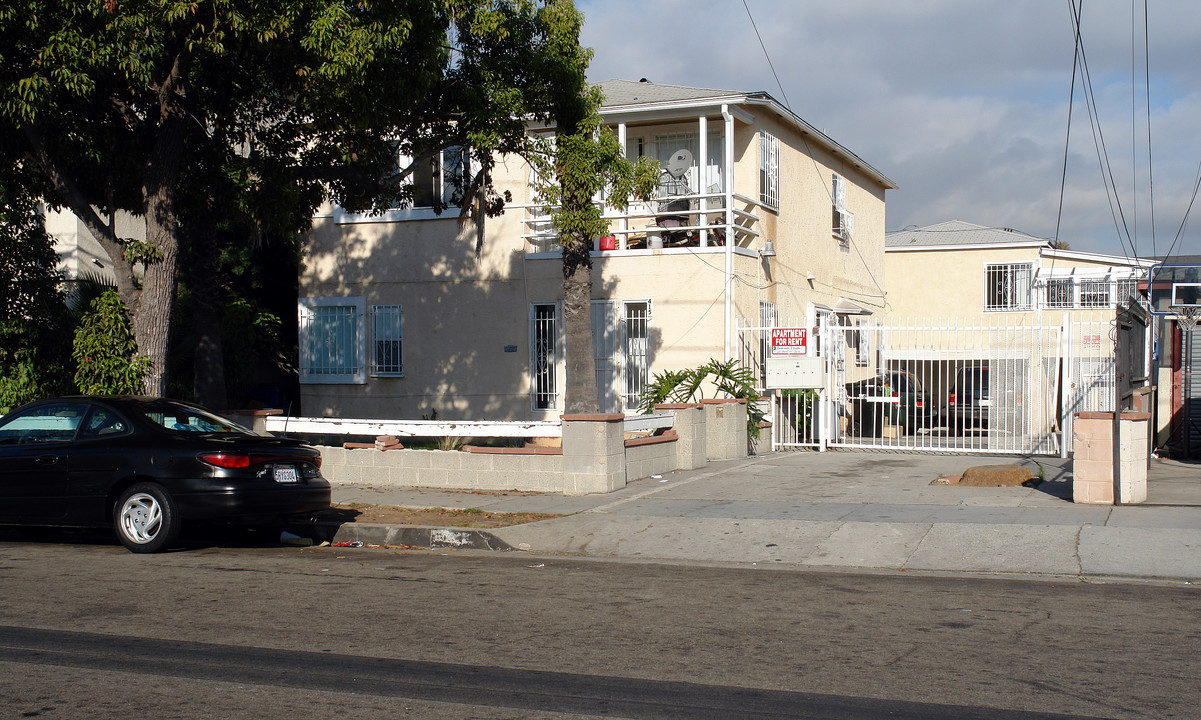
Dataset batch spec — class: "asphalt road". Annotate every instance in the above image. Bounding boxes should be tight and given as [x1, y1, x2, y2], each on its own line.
[1, 538, 1197, 719]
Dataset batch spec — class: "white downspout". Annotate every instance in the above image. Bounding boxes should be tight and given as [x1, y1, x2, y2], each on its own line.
[723, 104, 734, 361]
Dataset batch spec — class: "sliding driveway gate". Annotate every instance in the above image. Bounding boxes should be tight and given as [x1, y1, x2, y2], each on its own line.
[740, 314, 1124, 456]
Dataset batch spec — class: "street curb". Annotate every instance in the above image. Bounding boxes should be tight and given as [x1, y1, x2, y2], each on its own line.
[301, 522, 514, 551]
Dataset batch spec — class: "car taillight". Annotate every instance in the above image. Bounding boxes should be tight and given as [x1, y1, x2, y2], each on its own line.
[201, 453, 251, 469]
[949, 392, 957, 405]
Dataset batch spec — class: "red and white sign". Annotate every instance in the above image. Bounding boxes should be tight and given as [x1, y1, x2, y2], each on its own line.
[770, 328, 808, 356]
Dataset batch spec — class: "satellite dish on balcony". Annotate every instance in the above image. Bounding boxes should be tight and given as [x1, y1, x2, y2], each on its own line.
[665, 148, 692, 179]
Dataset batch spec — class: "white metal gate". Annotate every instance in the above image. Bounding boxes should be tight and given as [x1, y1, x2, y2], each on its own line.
[741, 316, 1068, 455]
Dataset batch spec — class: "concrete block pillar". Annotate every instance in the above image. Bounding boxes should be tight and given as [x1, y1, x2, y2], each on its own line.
[702, 399, 748, 461]
[227, 408, 282, 436]
[561, 414, 627, 495]
[654, 403, 707, 470]
[1072, 411, 1150, 505]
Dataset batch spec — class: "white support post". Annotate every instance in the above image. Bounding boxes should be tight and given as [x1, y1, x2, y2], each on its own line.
[617, 122, 628, 251]
[698, 115, 708, 247]
[1061, 320, 1071, 459]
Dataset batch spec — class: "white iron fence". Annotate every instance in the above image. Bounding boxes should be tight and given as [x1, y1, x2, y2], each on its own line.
[740, 312, 1131, 456]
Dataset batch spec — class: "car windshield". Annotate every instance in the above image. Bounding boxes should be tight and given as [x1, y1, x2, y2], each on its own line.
[134, 402, 253, 435]
[956, 369, 990, 394]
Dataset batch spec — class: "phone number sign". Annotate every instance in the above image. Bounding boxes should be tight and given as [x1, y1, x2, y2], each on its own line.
[770, 328, 808, 356]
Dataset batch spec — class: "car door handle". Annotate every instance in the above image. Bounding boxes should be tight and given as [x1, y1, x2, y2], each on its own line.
[35, 456, 60, 465]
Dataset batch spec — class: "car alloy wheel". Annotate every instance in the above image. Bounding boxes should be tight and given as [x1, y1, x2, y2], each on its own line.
[115, 483, 180, 553]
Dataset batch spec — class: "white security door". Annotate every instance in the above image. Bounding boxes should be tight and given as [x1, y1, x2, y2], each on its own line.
[592, 300, 652, 413]
[592, 300, 622, 413]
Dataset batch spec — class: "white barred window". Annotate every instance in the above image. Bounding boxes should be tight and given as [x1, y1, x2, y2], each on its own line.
[370, 305, 403, 377]
[1045, 278, 1074, 308]
[985, 263, 1033, 311]
[299, 297, 365, 384]
[760, 131, 780, 209]
[1079, 279, 1111, 308]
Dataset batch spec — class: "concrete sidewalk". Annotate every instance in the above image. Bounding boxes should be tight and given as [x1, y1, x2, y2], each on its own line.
[324, 451, 1201, 583]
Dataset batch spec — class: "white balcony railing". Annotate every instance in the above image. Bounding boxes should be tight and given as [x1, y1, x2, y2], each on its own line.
[522, 191, 768, 255]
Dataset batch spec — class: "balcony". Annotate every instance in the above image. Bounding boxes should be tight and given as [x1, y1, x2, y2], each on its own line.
[523, 191, 769, 256]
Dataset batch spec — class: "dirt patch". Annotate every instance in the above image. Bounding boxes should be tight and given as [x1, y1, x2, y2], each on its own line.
[313, 504, 562, 528]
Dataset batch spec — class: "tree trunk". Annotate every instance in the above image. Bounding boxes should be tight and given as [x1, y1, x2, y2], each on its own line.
[137, 114, 188, 397]
[189, 224, 228, 411]
[562, 236, 598, 415]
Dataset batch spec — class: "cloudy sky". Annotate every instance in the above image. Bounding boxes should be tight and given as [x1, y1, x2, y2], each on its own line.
[577, 0, 1201, 259]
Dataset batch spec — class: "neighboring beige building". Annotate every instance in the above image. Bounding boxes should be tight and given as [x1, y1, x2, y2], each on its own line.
[884, 220, 1155, 325]
[298, 79, 897, 420]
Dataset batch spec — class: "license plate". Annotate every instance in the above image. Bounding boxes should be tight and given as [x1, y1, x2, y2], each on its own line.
[273, 465, 299, 483]
[979, 399, 992, 407]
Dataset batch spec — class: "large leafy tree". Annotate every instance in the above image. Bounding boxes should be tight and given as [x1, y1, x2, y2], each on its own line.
[0, 0, 587, 398]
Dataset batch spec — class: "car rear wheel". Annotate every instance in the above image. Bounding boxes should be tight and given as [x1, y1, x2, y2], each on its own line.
[114, 483, 180, 553]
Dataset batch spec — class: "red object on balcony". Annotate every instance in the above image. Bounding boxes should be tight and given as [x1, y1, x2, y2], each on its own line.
[599, 235, 616, 251]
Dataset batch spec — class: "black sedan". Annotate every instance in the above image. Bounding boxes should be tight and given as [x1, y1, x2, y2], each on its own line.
[0, 396, 330, 553]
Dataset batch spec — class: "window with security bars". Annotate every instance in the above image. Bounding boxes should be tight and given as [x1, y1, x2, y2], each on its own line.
[622, 302, 651, 411]
[370, 305, 403, 376]
[299, 298, 365, 384]
[653, 132, 725, 195]
[984, 263, 1033, 311]
[1115, 278, 1139, 304]
[760, 131, 780, 209]
[1045, 278, 1074, 308]
[530, 303, 558, 410]
[832, 174, 851, 244]
[1079, 279, 1111, 308]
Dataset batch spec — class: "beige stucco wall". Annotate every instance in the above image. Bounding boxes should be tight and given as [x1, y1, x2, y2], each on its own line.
[300, 106, 891, 421]
[884, 245, 1145, 327]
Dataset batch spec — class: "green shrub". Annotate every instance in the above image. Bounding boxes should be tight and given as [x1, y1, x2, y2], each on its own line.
[73, 291, 151, 395]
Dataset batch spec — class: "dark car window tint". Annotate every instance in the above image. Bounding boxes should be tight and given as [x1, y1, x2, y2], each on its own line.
[78, 406, 129, 438]
[0, 402, 89, 444]
[135, 402, 252, 435]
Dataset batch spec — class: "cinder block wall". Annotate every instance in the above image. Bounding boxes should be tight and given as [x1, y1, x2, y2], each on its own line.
[318, 446, 565, 493]
[315, 402, 750, 495]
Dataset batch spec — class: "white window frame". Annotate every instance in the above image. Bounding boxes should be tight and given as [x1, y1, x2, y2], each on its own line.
[298, 297, 366, 384]
[530, 302, 560, 411]
[760, 131, 780, 209]
[337, 146, 470, 224]
[370, 304, 403, 377]
[984, 262, 1034, 312]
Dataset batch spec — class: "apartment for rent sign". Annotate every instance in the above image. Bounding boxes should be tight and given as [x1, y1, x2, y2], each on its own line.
[770, 328, 807, 356]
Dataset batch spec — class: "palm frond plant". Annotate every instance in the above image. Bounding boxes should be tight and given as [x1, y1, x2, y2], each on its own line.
[637, 358, 765, 437]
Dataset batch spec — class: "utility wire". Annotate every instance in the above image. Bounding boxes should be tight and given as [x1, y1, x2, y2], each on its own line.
[1070, 0, 1138, 262]
[741, 0, 887, 305]
[742, 0, 791, 110]
[1130, 0, 1138, 259]
[1144, 0, 1158, 258]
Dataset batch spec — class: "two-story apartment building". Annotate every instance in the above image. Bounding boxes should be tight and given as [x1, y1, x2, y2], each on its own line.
[298, 80, 896, 420]
[884, 220, 1155, 324]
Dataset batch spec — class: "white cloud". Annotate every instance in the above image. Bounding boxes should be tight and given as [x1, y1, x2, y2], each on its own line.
[578, 0, 1201, 259]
